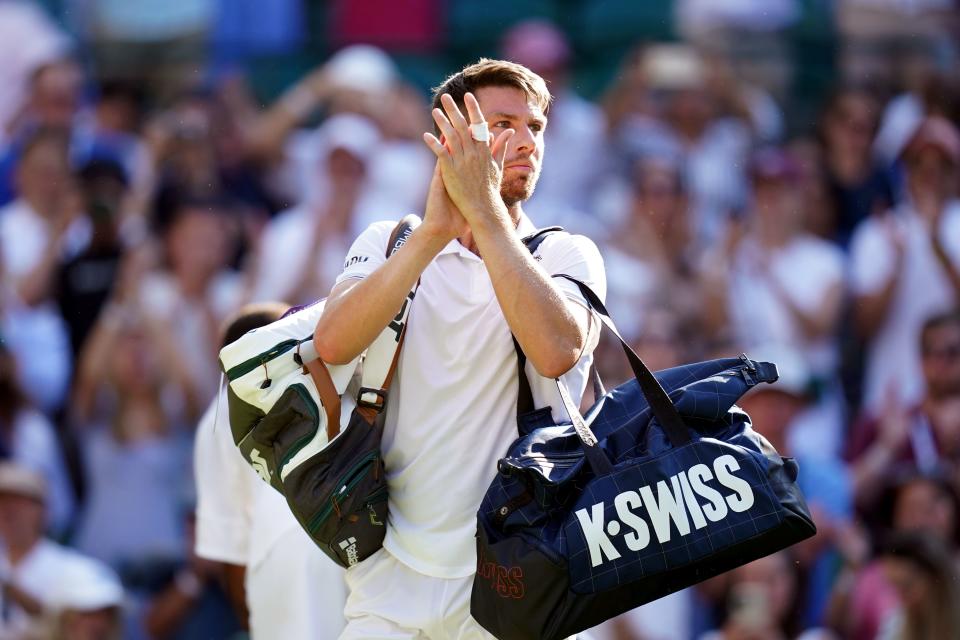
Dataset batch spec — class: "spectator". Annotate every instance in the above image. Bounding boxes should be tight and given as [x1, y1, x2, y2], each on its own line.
[250, 114, 382, 305]
[876, 532, 960, 640]
[828, 469, 960, 640]
[0, 58, 86, 206]
[702, 147, 847, 457]
[47, 553, 125, 640]
[140, 195, 245, 404]
[618, 44, 751, 250]
[0, 1, 71, 144]
[846, 310, 960, 507]
[675, 0, 799, 100]
[738, 345, 860, 628]
[69, 281, 198, 575]
[0, 127, 86, 414]
[697, 551, 833, 640]
[849, 116, 960, 416]
[836, 0, 958, 93]
[74, 0, 215, 104]
[0, 462, 105, 638]
[55, 158, 129, 358]
[601, 156, 702, 346]
[819, 86, 894, 250]
[0, 343, 74, 536]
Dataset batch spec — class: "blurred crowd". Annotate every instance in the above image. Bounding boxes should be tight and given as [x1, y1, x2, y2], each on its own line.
[0, 0, 958, 638]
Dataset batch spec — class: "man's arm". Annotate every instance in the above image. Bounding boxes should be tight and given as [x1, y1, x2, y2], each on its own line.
[424, 93, 590, 378]
[314, 165, 467, 364]
[471, 216, 591, 378]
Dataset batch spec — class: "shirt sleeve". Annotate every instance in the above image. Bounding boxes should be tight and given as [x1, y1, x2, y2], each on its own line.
[333, 220, 397, 285]
[194, 394, 252, 565]
[536, 232, 607, 309]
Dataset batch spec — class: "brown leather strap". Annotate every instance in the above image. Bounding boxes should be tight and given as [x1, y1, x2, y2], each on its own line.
[356, 328, 406, 424]
[305, 360, 342, 441]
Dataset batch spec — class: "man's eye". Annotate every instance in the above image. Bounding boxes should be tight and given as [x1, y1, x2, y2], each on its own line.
[530, 124, 543, 133]
[492, 121, 511, 129]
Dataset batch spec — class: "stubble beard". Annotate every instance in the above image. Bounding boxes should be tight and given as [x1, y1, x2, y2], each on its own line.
[499, 169, 540, 208]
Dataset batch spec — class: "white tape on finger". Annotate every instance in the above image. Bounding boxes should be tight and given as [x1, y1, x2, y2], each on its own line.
[470, 122, 490, 143]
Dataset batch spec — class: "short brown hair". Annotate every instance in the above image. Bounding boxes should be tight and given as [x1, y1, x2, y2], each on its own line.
[430, 58, 551, 133]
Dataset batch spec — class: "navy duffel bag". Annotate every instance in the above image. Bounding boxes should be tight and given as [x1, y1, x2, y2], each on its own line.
[471, 279, 817, 640]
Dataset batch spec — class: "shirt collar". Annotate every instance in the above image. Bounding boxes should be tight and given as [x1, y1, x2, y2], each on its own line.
[438, 212, 538, 258]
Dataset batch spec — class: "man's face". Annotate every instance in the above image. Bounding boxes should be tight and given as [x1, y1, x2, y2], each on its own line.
[474, 85, 546, 206]
[0, 492, 45, 547]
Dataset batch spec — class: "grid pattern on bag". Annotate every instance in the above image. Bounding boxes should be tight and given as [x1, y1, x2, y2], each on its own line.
[478, 356, 800, 594]
[564, 441, 783, 593]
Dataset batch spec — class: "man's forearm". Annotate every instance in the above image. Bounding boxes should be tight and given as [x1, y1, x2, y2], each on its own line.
[314, 228, 447, 364]
[470, 213, 586, 378]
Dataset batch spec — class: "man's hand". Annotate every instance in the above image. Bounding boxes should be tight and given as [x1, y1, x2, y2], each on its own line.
[421, 163, 469, 244]
[422, 93, 514, 223]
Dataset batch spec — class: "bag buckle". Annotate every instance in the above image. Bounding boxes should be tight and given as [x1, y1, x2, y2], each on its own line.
[358, 387, 388, 413]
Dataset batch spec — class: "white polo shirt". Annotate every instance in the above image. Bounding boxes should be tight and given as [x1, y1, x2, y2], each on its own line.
[335, 214, 606, 578]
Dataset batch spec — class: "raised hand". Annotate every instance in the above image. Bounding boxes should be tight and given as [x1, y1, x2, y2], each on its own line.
[422, 92, 514, 223]
[422, 163, 468, 244]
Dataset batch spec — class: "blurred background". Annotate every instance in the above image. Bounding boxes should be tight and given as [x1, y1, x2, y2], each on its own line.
[0, 0, 958, 638]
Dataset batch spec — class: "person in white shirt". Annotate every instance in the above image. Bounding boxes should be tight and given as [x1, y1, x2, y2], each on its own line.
[0, 128, 88, 414]
[194, 302, 346, 639]
[0, 462, 118, 639]
[315, 59, 606, 639]
[850, 116, 960, 416]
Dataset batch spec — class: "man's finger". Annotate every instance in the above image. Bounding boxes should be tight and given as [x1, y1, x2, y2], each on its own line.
[440, 93, 470, 142]
[491, 129, 514, 168]
[423, 132, 449, 159]
[463, 93, 488, 133]
[431, 108, 461, 155]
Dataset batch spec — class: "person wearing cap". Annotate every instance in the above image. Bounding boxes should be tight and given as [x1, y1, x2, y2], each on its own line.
[314, 59, 605, 638]
[849, 115, 960, 417]
[48, 554, 124, 640]
[250, 113, 383, 306]
[0, 462, 110, 638]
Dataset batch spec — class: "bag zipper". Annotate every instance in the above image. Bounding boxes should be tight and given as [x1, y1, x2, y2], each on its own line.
[277, 384, 321, 470]
[225, 335, 312, 381]
[307, 451, 380, 533]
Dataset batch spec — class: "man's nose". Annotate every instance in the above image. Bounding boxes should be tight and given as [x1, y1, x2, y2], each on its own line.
[511, 125, 536, 153]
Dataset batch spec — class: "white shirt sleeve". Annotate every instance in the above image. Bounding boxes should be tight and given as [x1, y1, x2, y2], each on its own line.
[194, 393, 253, 565]
[849, 218, 896, 296]
[333, 220, 397, 285]
[537, 232, 607, 307]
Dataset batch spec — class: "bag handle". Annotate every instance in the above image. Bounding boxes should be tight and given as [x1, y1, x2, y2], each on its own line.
[554, 274, 692, 451]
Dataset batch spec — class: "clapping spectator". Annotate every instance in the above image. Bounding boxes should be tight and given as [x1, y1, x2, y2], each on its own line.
[702, 147, 847, 457]
[0, 128, 87, 414]
[847, 310, 960, 507]
[850, 116, 960, 417]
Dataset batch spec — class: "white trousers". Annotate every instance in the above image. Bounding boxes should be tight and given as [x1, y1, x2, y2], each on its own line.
[338, 548, 498, 640]
[248, 527, 347, 639]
